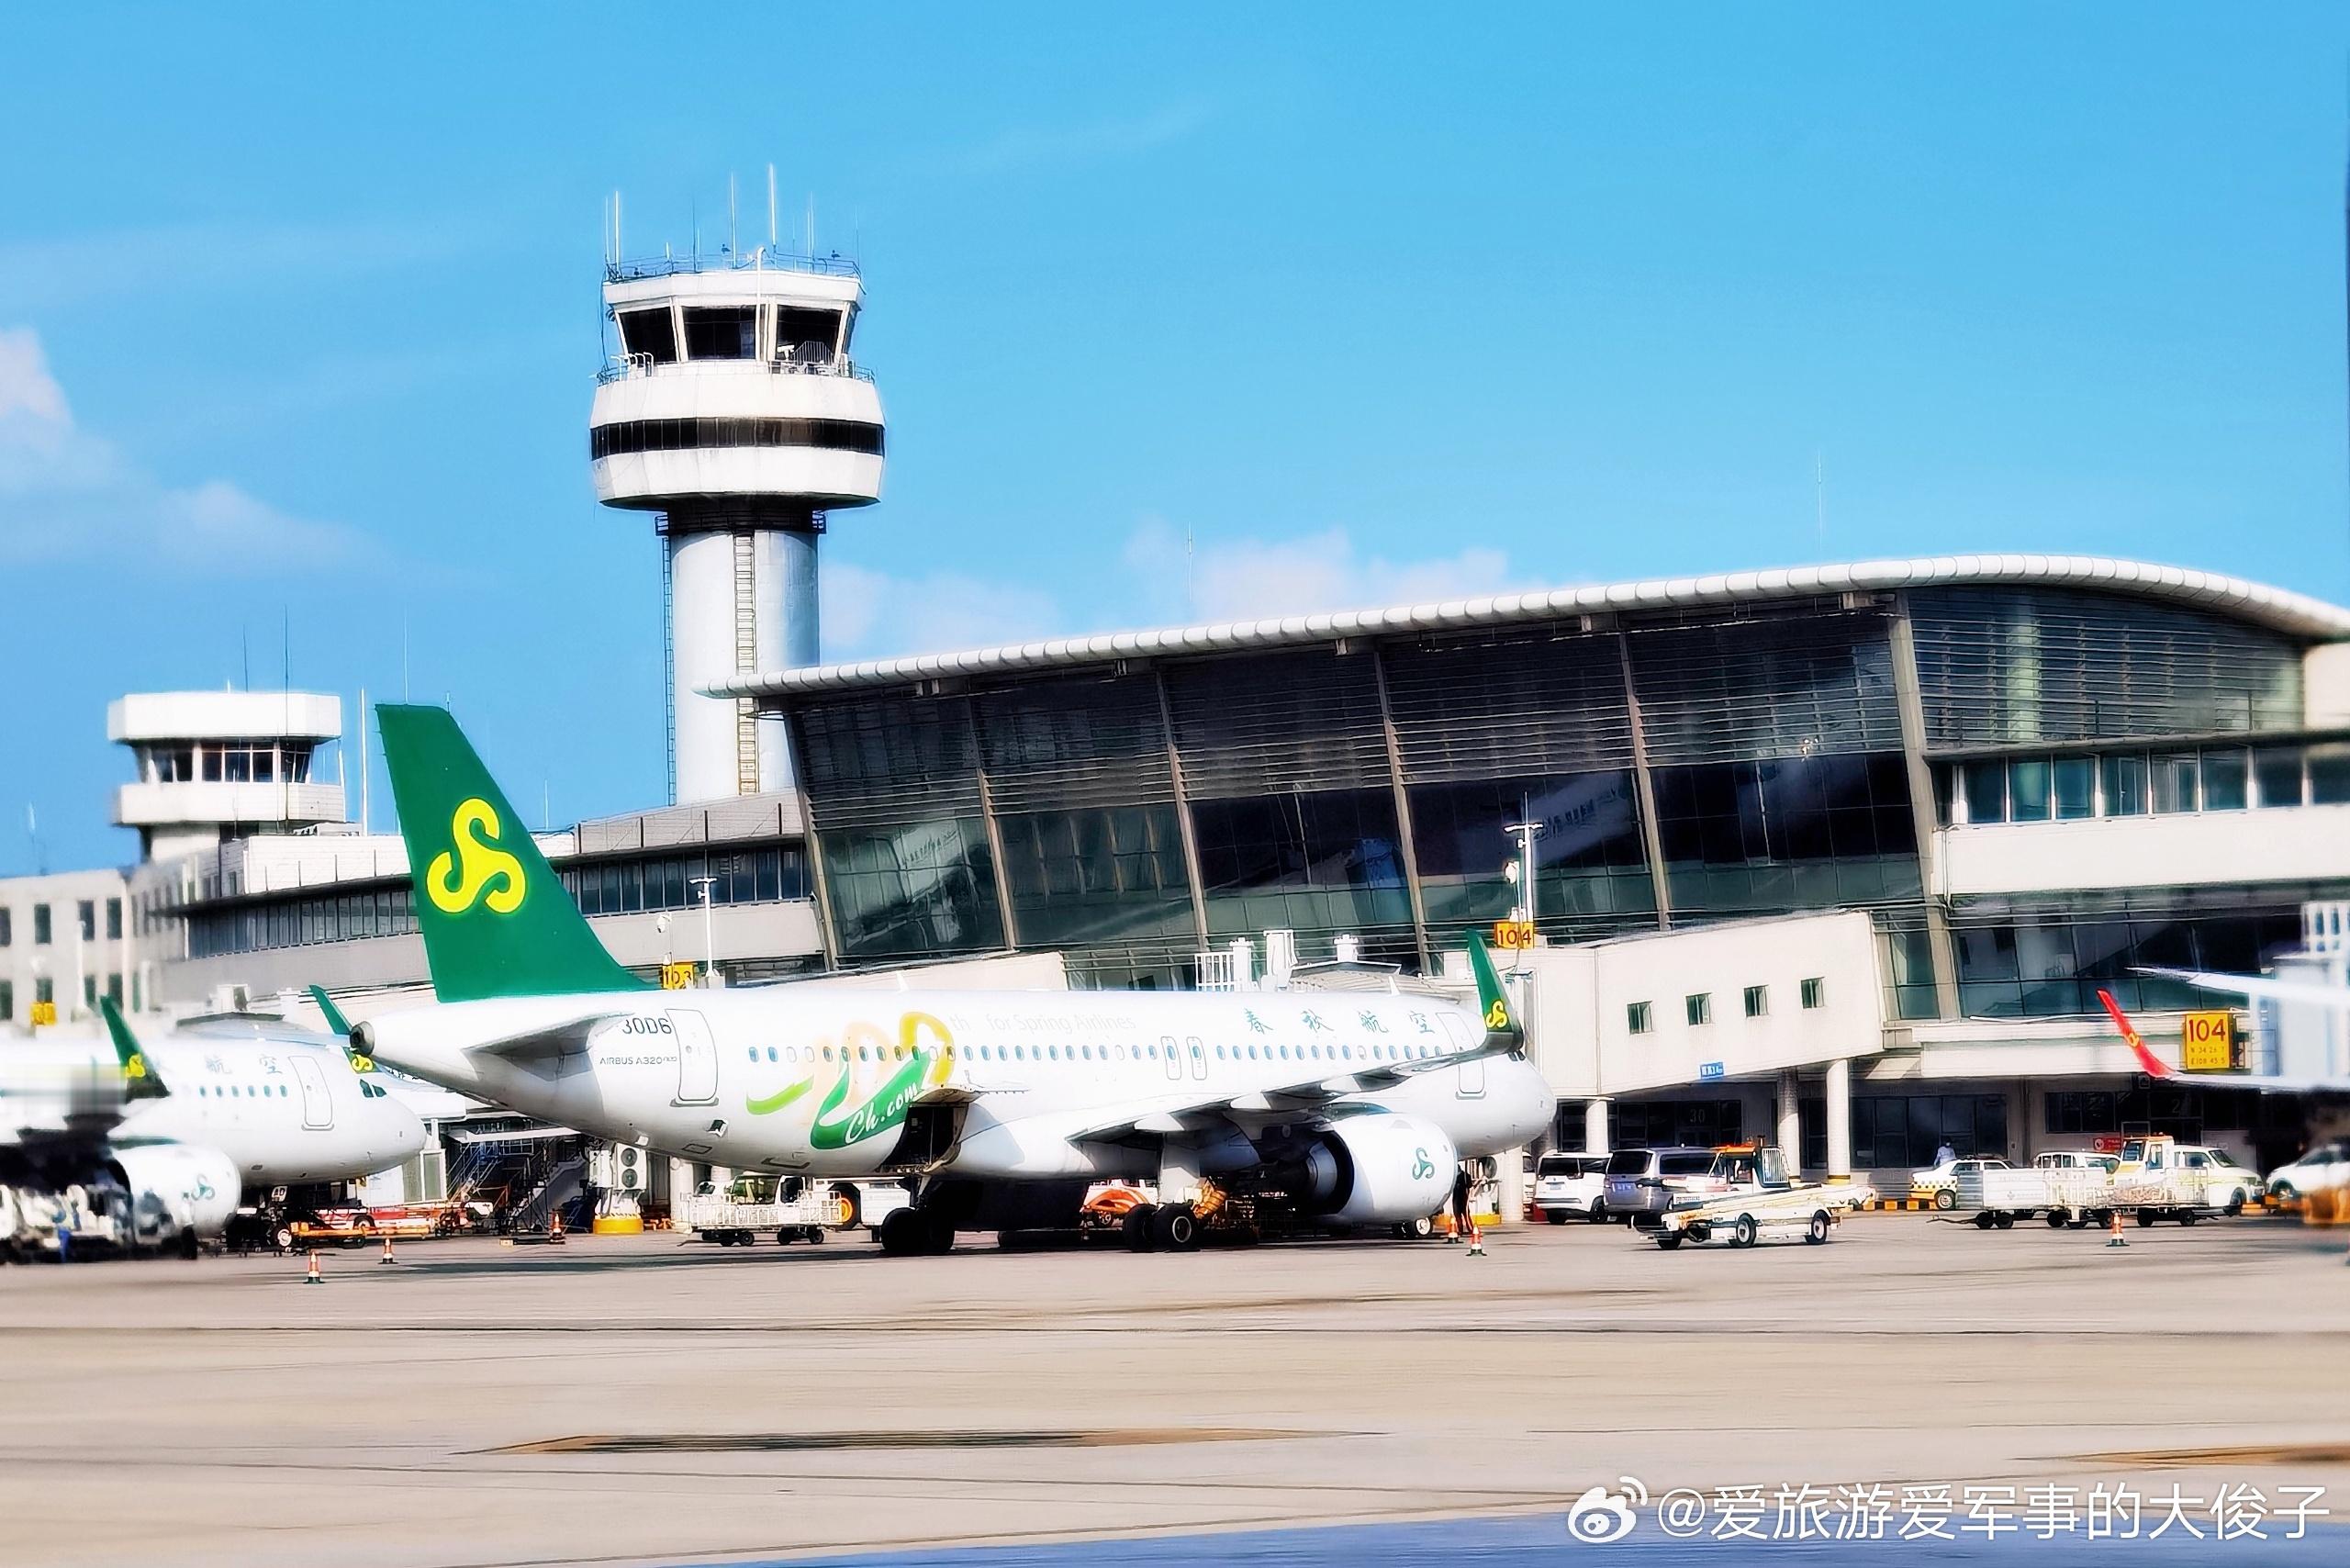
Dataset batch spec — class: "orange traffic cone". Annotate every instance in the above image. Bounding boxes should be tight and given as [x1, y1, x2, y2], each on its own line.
[303, 1251, 323, 1284]
[2106, 1210, 2128, 1249]
[378, 1236, 397, 1266]
[548, 1212, 565, 1244]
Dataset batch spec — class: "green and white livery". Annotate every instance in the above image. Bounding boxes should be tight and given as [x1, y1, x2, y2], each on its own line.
[358, 704, 1552, 1254]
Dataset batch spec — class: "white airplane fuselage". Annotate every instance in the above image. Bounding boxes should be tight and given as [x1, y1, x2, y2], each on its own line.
[2, 1033, 429, 1186]
[364, 986, 1553, 1180]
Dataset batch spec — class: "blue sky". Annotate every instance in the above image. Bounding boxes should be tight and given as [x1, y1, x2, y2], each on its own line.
[5, 5, 2349, 873]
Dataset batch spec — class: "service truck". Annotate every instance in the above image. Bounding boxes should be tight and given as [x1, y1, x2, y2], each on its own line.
[2109, 1135, 2225, 1226]
[1649, 1146, 1876, 1249]
[678, 1174, 841, 1247]
[1956, 1150, 2120, 1229]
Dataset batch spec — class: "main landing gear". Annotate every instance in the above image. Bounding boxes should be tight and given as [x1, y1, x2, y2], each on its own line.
[877, 1206, 957, 1256]
[1120, 1202, 1203, 1253]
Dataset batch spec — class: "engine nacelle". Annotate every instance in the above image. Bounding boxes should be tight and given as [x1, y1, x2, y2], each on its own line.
[1297, 1115, 1458, 1226]
[109, 1145, 240, 1249]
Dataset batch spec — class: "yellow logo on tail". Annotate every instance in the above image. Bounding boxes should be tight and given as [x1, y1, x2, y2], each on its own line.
[427, 799, 526, 914]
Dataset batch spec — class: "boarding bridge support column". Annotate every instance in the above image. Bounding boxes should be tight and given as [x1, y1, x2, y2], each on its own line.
[1496, 1148, 1527, 1227]
[1583, 1098, 1610, 1156]
[1825, 1058, 1852, 1183]
[1775, 1071, 1801, 1170]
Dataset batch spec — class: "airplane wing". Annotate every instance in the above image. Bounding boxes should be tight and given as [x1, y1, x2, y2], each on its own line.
[2096, 989, 2344, 1094]
[2132, 965, 2350, 1013]
[1067, 932, 1530, 1144]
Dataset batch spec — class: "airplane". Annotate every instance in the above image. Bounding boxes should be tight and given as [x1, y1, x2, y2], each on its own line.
[0, 1001, 429, 1258]
[306, 984, 481, 1125]
[2098, 986, 2349, 1095]
[355, 702, 1556, 1255]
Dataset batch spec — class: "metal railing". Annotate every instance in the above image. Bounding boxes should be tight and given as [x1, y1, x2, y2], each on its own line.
[606, 248, 859, 283]
[598, 352, 875, 386]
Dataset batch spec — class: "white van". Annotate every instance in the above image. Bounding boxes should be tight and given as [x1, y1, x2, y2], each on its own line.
[1533, 1153, 1612, 1224]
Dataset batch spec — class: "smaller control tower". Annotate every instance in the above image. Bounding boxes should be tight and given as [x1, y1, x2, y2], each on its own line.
[107, 690, 346, 861]
[590, 239, 885, 802]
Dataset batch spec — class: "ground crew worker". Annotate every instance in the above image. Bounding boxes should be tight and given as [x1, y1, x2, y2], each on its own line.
[1450, 1162, 1483, 1256]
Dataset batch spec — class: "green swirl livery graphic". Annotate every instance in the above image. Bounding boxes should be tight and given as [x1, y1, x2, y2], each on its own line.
[808, 1014, 957, 1150]
[744, 1076, 814, 1116]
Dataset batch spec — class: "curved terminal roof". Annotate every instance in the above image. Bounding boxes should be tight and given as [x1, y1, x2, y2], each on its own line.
[712, 554, 2350, 701]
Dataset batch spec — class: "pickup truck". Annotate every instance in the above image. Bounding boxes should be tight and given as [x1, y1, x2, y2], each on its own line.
[2109, 1135, 2226, 1226]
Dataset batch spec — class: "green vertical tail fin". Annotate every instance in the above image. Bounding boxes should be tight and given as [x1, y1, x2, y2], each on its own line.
[375, 703, 648, 1002]
[1464, 931, 1524, 1046]
[98, 997, 169, 1101]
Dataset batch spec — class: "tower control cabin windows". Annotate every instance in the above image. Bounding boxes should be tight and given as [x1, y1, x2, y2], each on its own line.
[616, 307, 678, 364]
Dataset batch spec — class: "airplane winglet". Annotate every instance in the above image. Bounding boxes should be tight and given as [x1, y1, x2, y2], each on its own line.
[2097, 989, 2175, 1080]
[97, 997, 169, 1101]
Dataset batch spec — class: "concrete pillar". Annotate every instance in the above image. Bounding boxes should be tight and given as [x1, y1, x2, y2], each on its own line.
[1496, 1147, 1527, 1227]
[1775, 1070, 1801, 1169]
[1583, 1097, 1611, 1155]
[1825, 1058, 1852, 1182]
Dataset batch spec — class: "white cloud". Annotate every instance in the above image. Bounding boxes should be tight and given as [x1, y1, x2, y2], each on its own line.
[1122, 517, 1528, 623]
[821, 559, 1063, 660]
[0, 326, 375, 571]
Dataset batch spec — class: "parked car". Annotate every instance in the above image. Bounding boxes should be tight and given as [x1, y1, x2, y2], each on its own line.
[1603, 1146, 1742, 1229]
[1909, 1156, 2012, 1211]
[2265, 1142, 2350, 1203]
[1533, 1153, 1612, 1224]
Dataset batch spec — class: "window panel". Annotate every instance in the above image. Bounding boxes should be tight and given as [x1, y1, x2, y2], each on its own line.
[2199, 749, 2248, 812]
[2053, 756, 2095, 820]
[1963, 760, 2006, 823]
[2007, 758, 2052, 823]
[2252, 745, 2304, 808]
[2101, 753, 2147, 815]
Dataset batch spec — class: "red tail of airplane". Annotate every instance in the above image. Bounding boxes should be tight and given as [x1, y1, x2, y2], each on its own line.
[2096, 989, 2176, 1080]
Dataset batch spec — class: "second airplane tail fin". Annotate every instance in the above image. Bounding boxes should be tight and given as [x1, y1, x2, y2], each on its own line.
[376, 704, 648, 1003]
[2096, 989, 2176, 1080]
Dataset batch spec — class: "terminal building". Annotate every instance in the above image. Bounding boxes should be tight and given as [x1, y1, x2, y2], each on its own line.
[8, 233, 2348, 1192]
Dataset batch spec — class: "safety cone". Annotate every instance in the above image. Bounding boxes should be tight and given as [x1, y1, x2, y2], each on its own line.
[303, 1251, 323, 1284]
[2106, 1210, 2128, 1249]
[548, 1212, 565, 1245]
[378, 1236, 397, 1266]
[1467, 1219, 1485, 1258]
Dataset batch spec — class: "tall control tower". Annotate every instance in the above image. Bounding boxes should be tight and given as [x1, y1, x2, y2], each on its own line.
[590, 243, 884, 801]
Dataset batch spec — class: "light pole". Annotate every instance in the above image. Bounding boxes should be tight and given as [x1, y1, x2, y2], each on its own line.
[1502, 819, 1546, 927]
[688, 876, 717, 987]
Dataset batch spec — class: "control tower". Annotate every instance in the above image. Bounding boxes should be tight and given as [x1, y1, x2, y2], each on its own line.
[590, 246, 884, 801]
[107, 690, 346, 861]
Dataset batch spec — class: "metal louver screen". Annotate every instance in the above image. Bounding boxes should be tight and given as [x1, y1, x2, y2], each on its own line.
[975, 674, 1176, 812]
[1628, 610, 1901, 765]
[790, 694, 983, 829]
[1164, 649, 1391, 800]
[1908, 588, 2304, 748]
[1382, 630, 1634, 782]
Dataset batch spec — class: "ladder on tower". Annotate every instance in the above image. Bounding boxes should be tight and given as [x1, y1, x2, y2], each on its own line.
[733, 531, 761, 795]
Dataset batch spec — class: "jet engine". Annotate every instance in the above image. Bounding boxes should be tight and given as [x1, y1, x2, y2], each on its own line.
[109, 1145, 240, 1253]
[1294, 1114, 1458, 1226]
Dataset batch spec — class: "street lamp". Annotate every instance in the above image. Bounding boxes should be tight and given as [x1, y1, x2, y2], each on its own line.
[688, 876, 717, 988]
[1501, 819, 1546, 926]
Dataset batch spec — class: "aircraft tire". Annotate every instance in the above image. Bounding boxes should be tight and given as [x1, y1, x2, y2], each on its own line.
[829, 1184, 862, 1231]
[878, 1208, 927, 1256]
[1123, 1204, 1158, 1252]
[1152, 1204, 1200, 1252]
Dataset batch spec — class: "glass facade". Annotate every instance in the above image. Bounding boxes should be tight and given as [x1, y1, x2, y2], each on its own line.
[778, 585, 2348, 1010]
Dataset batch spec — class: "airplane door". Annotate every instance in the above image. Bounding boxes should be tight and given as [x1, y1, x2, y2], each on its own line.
[1439, 1014, 1485, 1098]
[670, 1010, 718, 1105]
[1161, 1035, 1181, 1081]
[1186, 1036, 1207, 1081]
[289, 1055, 333, 1130]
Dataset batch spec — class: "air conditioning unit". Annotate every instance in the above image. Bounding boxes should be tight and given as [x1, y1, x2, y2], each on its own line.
[614, 1144, 646, 1194]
